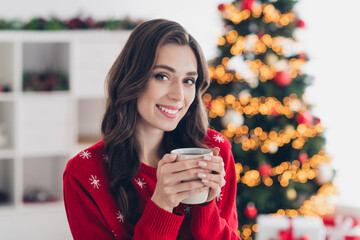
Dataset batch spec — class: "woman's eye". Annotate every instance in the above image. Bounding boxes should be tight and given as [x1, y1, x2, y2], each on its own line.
[184, 78, 196, 85]
[154, 74, 169, 81]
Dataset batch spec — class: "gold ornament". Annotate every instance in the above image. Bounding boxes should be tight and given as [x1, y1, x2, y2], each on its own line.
[286, 188, 297, 200]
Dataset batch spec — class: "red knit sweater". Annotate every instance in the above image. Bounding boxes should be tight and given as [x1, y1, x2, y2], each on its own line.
[63, 129, 240, 239]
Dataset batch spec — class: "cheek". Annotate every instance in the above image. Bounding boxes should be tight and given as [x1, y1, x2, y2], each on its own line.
[186, 89, 196, 107]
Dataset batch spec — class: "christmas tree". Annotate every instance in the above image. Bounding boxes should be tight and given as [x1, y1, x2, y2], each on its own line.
[204, 0, 338, 238]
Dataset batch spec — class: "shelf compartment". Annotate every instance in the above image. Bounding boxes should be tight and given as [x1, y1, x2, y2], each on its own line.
[0, 42, 15, 93]
[0, 101, 15, 150]
[0, 159, 15, 207]
[23, 156, 67, 204]
[22, 42, 70, 92]
[20, 94, 71, 156]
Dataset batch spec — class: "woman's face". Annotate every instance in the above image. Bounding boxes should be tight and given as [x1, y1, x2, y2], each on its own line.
[136, 43, 198, 132]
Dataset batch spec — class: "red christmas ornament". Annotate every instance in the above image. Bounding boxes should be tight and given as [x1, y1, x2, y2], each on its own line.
[315, 117, 321, 124]
[205, 100, 213, 111]
[298, 52, 307, 60]
[271, 107, 279, 117]
[242, 0, 254, 11]
[257, 30, 265, 40]
[244, 203, 257, 218]
[273, 71, 292, 87]
[297, 19, 306, 28]
[218, 4, 225, 12]
[296, 111, 313, 126]
[258, 164, 272, 176]
[298, 152, 309, 164]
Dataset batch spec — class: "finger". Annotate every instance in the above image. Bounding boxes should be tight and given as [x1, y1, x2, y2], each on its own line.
[198, 160, 224, 174]
[158, 154, 177, 167]
[164, 180, 205, 194]
[172, 167, 210, 182]
[211, 147, 220, 156]
[197, 172, 225, 187]
[166, 158, 208, 173]
[201, 180, 221, 195]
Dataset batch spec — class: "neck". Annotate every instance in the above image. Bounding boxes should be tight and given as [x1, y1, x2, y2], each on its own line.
[136, 126, 165, 168]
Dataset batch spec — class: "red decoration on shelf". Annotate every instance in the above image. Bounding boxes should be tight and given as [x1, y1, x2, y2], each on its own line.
[258, 164, 272, 176]
[297, 19, 306, 28]
[218, 4, 225, 12]
[295, 111, 313, 126]
[67, 18, 87, 29]
[244, 203, 257, 218]
[298, 152, 309, 164]
[315, 117, 321, 124]
[242, 0, 254, 11]
[273, 71, 292, 87]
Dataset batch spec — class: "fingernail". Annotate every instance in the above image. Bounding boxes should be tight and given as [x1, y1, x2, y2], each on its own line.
[198, 173, 207, 178]
[202, 179, 209, 183]
[203, 155, 211, 161]
[215, 147, 220, 152]
[169, 153, 177, 159]
[199, 161, 207, 167]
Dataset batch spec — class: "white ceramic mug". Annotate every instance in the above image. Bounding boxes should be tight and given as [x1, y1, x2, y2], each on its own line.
[170, 148, 212, 204]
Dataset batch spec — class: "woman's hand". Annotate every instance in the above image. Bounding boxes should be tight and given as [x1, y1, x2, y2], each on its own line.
[151, 154, 209, 213]
[197, 147, 226, 203]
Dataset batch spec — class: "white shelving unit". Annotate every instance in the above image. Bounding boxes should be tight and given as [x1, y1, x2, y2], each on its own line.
[0, 30, 130, 239]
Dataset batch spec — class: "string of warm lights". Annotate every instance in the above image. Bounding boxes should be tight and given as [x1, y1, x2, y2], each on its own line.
[218, 33, 301, 57]
[209, 54, 305, 85]
[203, 93, 307, 119]
[221, 3, 295, 27]
[224, 122, 323, 151]
[235, 150, 331, 188]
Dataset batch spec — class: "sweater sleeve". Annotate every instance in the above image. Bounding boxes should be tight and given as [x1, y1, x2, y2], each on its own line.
[133, 199, 184, 239]
[190, 133, 241, 240]
[63, 172, 118, 240]
[64, 170, 184, 240]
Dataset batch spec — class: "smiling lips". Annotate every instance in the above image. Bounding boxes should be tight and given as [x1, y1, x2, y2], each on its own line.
[156, 104, 181, 119]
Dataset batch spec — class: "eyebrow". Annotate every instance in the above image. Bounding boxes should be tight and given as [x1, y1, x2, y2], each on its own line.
[154, 64, 198, 76]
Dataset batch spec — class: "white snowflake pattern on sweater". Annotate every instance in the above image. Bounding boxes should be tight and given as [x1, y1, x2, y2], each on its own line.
[116, 211, 125, 223]
[213, 134, 225, 143]
[89, 175, 101, 189]
[102, 154, 109, 163]
[134, 178, 147, 189]
[79, 150, 92, 159]
[183, 205, 192, 215]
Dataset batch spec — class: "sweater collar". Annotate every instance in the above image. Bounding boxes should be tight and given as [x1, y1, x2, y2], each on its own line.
[139, 162, 157, 178]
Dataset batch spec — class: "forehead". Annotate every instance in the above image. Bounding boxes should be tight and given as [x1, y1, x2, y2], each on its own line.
[155, 44, 198, 71]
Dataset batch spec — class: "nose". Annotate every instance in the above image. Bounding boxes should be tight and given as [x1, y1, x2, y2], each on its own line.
[168, 80, 184, 102]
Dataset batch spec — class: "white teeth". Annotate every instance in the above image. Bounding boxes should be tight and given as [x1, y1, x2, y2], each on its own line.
[158, 105, 179, 114]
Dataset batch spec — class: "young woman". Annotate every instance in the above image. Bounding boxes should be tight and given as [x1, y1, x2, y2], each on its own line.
[63, 19, 240, 240]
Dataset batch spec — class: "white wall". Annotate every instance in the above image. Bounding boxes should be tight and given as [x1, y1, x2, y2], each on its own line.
[1, 0, 359, 205]
[296, 0, 360, 207]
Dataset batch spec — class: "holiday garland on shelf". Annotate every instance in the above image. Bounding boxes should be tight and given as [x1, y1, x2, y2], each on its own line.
[205, 0, 338, 238]
[0, 16, 140, 92]
[0, 16, 140, 30]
